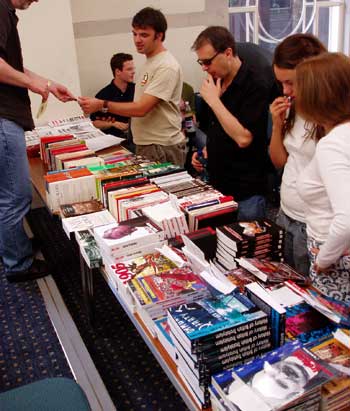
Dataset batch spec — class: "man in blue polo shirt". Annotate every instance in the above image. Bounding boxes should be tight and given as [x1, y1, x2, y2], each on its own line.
[90, 53, 135, 144]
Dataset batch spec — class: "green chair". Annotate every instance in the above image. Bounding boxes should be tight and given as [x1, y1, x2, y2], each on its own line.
[0, 377, 91, 411]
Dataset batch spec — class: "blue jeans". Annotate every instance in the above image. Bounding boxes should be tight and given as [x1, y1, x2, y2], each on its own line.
[0, 118, 33, 273]
[237, 195, 266, 221]
[276, 209, 310, 276]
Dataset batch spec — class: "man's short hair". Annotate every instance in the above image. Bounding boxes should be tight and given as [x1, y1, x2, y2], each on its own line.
[132, 7, 167, 41]
[110, 53, 133, 75]
[192, 26, 236, 55]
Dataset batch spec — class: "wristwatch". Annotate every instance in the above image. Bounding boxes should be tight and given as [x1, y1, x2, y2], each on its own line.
[101, 100, 109, 114]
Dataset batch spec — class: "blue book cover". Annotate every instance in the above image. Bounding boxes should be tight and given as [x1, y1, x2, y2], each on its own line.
[168, 292, 268, 342]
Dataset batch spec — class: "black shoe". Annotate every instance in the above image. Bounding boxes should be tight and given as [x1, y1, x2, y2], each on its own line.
[31, 237, 42, 255]
[6, 259, 48, 283]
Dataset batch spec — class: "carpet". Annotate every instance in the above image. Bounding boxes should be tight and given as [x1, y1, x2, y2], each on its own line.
[26, 207, 189, 411]
[0, 262, 72, 393]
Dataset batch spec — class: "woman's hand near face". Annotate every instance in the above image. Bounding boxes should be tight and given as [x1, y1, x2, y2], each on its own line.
[270, 96, 291, 130]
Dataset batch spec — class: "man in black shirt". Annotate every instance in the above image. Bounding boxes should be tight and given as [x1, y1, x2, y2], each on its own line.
[0, 0, 75, 282]
[191, 27, 271, 220]
[90, 53, 135, 142]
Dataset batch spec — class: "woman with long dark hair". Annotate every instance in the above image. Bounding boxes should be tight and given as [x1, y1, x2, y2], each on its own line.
[269, 34, 326, 276]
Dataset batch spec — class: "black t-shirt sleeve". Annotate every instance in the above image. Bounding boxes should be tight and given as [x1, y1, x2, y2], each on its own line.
[0, 4, 11, 58]
[237, 82, 269, 137]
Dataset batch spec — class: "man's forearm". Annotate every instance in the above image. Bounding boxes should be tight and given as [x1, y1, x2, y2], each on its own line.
[106, 101, 147, 117]
[24, 68, 47, 83]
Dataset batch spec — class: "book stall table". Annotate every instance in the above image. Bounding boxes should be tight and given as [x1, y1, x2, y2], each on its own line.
[28, 156, 203, 411]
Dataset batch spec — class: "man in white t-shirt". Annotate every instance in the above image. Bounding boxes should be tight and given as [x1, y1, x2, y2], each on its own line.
[79, 7, 186, 166]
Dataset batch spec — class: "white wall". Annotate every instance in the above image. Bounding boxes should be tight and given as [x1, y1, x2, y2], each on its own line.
[14, 0, 229, 120]
[76, 26, 207, 97]
[72, 0, 228, 95]
[17, 0, 82, 125]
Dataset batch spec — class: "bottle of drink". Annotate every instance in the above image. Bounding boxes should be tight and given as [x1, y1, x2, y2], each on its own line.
[197, 149, 209, 183]
[184, 101, 196, 134]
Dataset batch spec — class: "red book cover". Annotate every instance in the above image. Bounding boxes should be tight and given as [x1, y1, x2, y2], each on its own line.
[49, 145, 88, 170]
[40, 135, 74, 164]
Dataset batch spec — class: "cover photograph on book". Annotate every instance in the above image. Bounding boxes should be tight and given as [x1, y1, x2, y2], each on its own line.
[230, 342, 338, 410]
[60, 199, 104, 218]
[123, 251, 179, 277]
[94, 216, 163, 252]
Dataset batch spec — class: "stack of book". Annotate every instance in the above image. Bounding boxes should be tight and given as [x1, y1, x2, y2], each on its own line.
[320, 377, 350, 411]
[169, 226, 217, 261]
[98, 147, 135, 165]
[141, 201, 189, 238]
[148, 168, 193, 187]
[59, 199, 105, 218]
[215, 220, 284, 271]
[61, 209, 116, 239]
[244, 282, 286, 348]
[94, 216, 165, 261]
[94, 216, 166, 309]
[129, 266, 209, 336]
[156, 176, 206, 196]
[211, 340, 340, 411]
[285, 281, 350, 327]
[309, 334, 350, 411]
[87, 163, 145, 202]
[177, 190, 238, 231]
[44, 167, 97, 213]
[142, 162, 185, 179]
[225, 267, 257, 292]
[167, 292, 272, 410]
[103, 247, 181, 309]
[285, 302, 338, 345]
[154, 316, 176, 362]
[106, 183, 164, 221]
[75, 229, 102, 269]
[236, 258, 309, 286]
[39, 134, 74, 168]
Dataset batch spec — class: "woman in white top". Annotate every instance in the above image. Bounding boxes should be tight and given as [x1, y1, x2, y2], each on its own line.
[296, 52, 350, 303]
[269, 34, 326, 276]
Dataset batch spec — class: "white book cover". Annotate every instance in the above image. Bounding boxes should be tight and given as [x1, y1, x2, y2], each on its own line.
[94, 216, 164, 253]
[62, 209, 116, 238]
[46, 174, 97, 213]
[63, 156, 103, 170]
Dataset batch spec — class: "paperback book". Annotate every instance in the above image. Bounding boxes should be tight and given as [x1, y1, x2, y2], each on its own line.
[237, 258, 308, 285]
[212, 340, 339, 411]
[60, 199, 104, 218]
[93, 216, 164, 255]
[167, 292, 269, 351]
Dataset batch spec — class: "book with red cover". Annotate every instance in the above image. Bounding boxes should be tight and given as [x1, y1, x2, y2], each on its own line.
[194, 206, 237, 230]
[39, 134, 74, 165]
[49, 144, 88, 170]
[102, 176, 149, 208]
